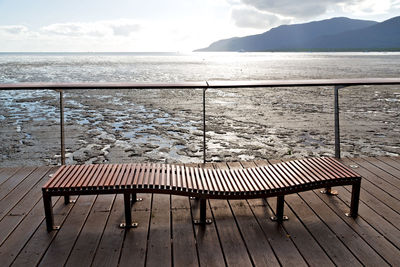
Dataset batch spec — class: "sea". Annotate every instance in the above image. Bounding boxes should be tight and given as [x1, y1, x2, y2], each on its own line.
[1, 52, 400, 82]
[1, 52, 400, 166]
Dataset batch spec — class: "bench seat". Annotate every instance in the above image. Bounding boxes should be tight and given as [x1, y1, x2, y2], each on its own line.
[42, 157, 361, 231]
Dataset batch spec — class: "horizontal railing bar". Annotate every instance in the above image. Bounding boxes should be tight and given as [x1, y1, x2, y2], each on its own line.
[0, 82, 208, 90]
[206, 78, 400, 88]
[0, 78, 400, 90]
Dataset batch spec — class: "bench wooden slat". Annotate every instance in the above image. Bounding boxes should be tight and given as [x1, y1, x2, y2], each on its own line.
[279, 162, 303, 186]
[285, 161, 314, 184]
[43, 158, 361, 194]
[317, 158, 348, 178]
[303, 159, 335, 182]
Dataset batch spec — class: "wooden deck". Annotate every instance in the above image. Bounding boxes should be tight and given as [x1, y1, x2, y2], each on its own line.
[0, 156, 399, 267]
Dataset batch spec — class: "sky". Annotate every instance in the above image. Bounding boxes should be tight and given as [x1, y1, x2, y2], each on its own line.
[0, 0, 399, 52]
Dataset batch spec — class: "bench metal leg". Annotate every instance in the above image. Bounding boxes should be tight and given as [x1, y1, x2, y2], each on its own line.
[120, 193, 138, 229]
[321, 186, 338, 195]
[64, 195, 76, 204]
[131, 193, 143, 206]
[43, 193, 59, 231]
[346, 180, 361, 218]
[193, 198, 212, 225]
[271, 195, 288, 222]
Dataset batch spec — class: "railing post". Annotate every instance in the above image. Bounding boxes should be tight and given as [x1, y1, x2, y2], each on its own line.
[59, 90, 66, 165]
[203, 87, 207, 164]
[334, 85, 341, 159]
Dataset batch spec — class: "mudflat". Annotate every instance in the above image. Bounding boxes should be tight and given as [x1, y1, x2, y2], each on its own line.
[1, 85, 399, 167]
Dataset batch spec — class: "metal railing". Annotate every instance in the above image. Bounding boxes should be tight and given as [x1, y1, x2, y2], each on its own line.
[1, 78, 400, 165]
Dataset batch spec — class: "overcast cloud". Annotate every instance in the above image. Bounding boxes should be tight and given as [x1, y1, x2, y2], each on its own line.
[230, 0, 396, 30]
[231, 6, 290, 29]
[0, 0, 398, 51]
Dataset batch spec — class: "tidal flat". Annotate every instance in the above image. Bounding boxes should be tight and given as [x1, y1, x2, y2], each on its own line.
[1, 85, 399, 167]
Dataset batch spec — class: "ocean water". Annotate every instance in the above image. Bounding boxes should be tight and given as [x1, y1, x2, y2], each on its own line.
[1, 52, 400, 83]
[1, 52, 400, 166]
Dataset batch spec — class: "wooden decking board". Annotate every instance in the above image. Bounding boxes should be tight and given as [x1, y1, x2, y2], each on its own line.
[248, 198, 309, 266]
[222, 161, 277, 267]
[38, 195, 97, 267]
[354, 157, 400, 189]
[0, 167, 36, 201]
[336, 185, 400, 249]
[190, 198, 226, 266]
[171, 195, 199, 267]
[0, 168, 55, 246]
[0, 167, 51, 220]
[118, 193, 152, 267]
[249, 160, 313, 266]
[344, 158, 400, 201]
[144, 194, 172, 267]
[0, 194, 71, 266]
[0, 156, 399, 266]
[298, 191, 389, 266]
[366, 157, 400, 180]
[269, 194, 336, 266]
[343, 184, 400, 229]
[91, 194, 125, 267]
[376, 156, 400, 170]
[65, 194, 116, 267]
[315, 188, 400, 266]
[208, 198, 253, 267]
[284, 193, 362, 266]
[341, 158, 400, 212]
[0, 167, 21, 185]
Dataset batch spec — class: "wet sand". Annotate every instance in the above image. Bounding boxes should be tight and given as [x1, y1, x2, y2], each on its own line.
[1, 85, 399, 167]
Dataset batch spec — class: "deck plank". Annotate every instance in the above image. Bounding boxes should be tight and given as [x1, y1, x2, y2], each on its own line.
[119, 193, 152, 267]
[341, 158, 400, 211]
[354, 157, 400, 189]
[208, 162, 253, 267]
[0, 194, 72, 266]
[0, 167, 21, 185]
[0, 167, 55, 245]
[0, 156, 399, 266]
[253, 160, 350, 266]
[368, 157, 400, 178]
[190, 194, 226, 266]
[65, 194, 116, 267]
[0, 167, 36, 201]
[316, 188, 400, 266]
[256, 158, 336, 267]
[38, 195, 97, 266]
[225, 162, 279, 267]
[337, 185, 400, 248]
[170, 163, 199, 267]
[299, 190, 389, 266]
[344, 158, 400, 200]
[376, 156, 400, 170]
[145, 194, 171, 267]
[91, 194, 125, 267]
[171, 195, 199, 267]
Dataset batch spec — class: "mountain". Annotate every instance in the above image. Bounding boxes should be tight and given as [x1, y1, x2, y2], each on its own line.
[195, 16, 400, 52]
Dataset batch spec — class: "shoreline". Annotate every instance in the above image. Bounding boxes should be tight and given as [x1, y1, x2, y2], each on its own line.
[1, 85, 399, 167]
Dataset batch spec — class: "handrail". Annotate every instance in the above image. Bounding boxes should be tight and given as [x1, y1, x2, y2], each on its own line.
[1, 78, 400, 90]
[1, 78, 399, 165]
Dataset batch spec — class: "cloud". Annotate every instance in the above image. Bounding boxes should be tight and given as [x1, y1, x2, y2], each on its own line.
[231, 7, 290, 29]
[240, 0, 357, 18]
[41, 19, 141, 37]
[229, 0, 397, 28]
[0, 25, 29, 35]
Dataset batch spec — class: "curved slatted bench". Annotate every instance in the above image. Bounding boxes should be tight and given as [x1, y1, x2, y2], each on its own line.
[42, 157, 361, 231]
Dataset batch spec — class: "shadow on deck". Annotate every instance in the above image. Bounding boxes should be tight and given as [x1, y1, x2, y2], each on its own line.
[0, 156, 399, 266]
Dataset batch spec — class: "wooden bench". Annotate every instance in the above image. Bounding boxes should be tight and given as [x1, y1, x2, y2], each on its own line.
[42, 157, 361, 231]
